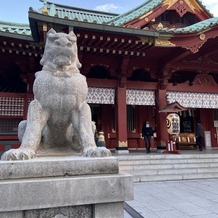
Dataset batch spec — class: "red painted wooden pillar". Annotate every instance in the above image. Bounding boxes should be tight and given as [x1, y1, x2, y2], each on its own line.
[156, 89, 169, 147]
[116, 86, 129, 154]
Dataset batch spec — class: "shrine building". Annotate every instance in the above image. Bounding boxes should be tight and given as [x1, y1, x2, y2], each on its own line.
[0, 0, 218, 155]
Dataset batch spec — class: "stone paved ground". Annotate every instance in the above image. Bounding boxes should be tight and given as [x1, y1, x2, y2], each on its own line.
[126, 179, 218, 218]
[120, 149, 218, 217]
[124, 210, 133, 218]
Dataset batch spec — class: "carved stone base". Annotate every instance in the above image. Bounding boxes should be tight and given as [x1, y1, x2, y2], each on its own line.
[0, 156, 133, 218]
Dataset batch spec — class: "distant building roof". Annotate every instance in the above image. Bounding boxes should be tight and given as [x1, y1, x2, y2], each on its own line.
[0, 21, 31, 35]
[35, 1, 118, 24]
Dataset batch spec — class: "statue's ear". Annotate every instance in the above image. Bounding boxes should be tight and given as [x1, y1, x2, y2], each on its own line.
[69, 31, 76, 38]
[76, 61, 82, 69]
[47, 28, 56, 36]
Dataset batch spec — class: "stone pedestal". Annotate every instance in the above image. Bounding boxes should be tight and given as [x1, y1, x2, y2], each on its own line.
[0, 156, 133, 218]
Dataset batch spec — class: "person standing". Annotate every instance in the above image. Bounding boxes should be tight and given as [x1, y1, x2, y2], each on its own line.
[196, 120, 204, 151]
[142, 121, 153, 153]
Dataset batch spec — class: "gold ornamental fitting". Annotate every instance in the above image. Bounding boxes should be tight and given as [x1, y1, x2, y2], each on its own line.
[199, 34, 205, 41]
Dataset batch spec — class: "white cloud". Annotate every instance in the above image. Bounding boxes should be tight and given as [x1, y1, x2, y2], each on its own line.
[94, 1, 218, 17]
[94, 3, 121, 12]
[202, 1, 218, 16]
[202, 0, 218, 6]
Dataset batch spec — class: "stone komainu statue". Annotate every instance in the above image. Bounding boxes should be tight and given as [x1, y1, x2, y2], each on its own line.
[1, 28, 111, 160]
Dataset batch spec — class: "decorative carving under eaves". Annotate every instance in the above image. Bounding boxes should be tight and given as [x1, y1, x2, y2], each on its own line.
[175, 4, 187, 17]
[183, 41, 205, 53]
[194, 73, 217, 86]
[163, 0, 202, 13]
[169, 1, 192, 17]
[155, 38, 175, 47]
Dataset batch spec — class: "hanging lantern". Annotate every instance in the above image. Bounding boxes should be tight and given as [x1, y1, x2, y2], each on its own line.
[166, 113, 180, 135]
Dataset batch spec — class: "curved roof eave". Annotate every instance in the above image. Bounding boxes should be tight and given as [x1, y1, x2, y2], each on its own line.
[160, 17, 218, 34]
[107, 0, 163, 26]
[29, 10, 160, 42]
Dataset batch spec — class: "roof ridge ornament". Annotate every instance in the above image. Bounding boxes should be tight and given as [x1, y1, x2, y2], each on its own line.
[156, 23, 163, 30]
[42, 0, 48, 15]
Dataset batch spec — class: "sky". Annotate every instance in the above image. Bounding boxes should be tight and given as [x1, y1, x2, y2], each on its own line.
[0, 0, 218, 24]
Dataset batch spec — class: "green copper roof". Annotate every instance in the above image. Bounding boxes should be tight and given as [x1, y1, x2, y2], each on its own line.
[107, 0, 163, 26]
[0, 0, 215, 39]
[0, 21, 31, 35]
[107, 0, 213, 26]
[161, 17, 218, 34]
[37, 1, 118, 24]
[34, 0, 213, 27]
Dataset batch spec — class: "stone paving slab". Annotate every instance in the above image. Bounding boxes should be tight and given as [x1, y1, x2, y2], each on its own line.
[126, 179, 218, 218]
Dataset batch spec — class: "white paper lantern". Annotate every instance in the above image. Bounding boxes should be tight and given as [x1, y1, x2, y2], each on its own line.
[166, 113, 180, 135]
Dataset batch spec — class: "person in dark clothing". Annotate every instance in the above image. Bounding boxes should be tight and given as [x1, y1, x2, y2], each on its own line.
[196, 121, 204, 151]
[142, 121, 153, 153]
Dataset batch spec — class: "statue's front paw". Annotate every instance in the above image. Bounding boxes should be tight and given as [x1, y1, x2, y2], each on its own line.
[96, 147, 112, 157]
[82, 148, 97, 157]
[1, 148, 36, 161]
[82, 147, 111, 157]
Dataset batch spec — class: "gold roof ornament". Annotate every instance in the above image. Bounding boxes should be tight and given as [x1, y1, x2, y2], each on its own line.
[155, 37, 175, 47]
[42, 0, 48, 15]
[156, 23, 163, 30]
[42, 7, 48, 15]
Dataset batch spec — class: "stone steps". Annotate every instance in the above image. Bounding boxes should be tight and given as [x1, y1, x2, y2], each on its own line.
[118, 153, 218, 182]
